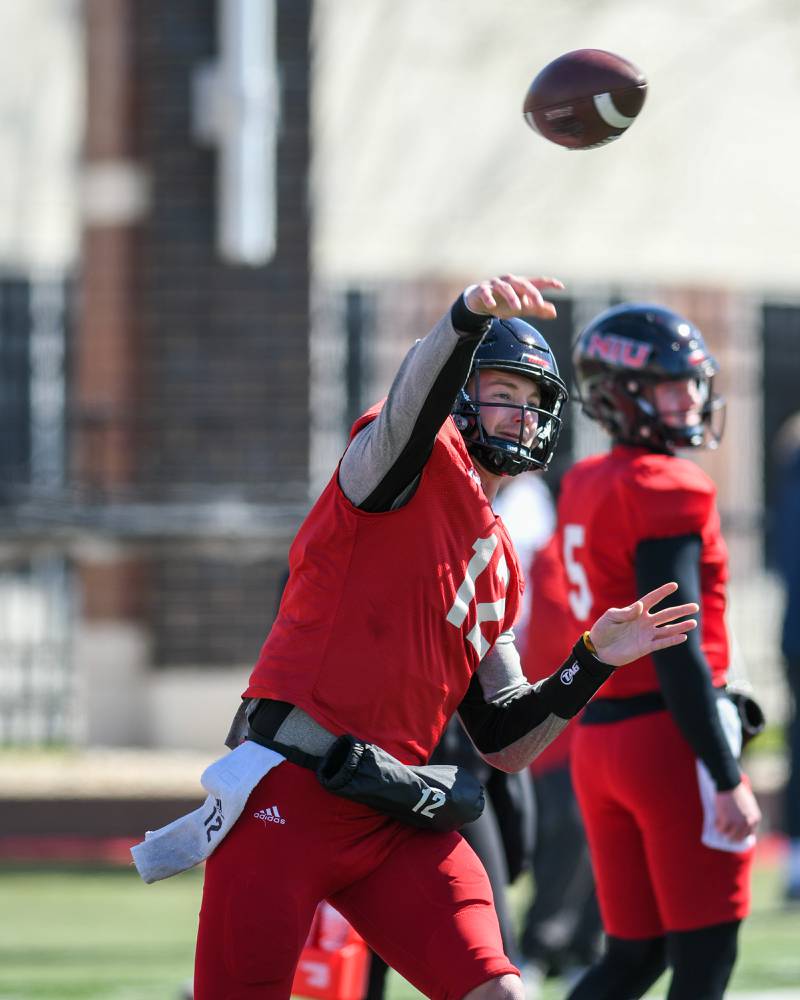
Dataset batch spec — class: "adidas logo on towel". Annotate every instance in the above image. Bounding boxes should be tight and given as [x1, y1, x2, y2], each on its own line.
[254, 805, 286, 825]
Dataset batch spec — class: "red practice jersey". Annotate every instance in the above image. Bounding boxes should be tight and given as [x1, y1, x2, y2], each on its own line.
[555, 445, 729, 698]
[245, 409, 523, 764]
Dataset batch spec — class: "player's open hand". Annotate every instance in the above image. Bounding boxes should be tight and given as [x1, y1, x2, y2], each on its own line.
[588, 582, 698, 667]
[463, 274, 564, 321]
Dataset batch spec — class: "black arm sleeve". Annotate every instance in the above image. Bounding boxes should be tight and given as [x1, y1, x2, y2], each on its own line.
[357, 298, 489, 512]
[457, 638, 614, 756]
[635, 534, 741, 791]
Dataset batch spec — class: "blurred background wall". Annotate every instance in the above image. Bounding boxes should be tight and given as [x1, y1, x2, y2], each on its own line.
[1, 0, 798, 755]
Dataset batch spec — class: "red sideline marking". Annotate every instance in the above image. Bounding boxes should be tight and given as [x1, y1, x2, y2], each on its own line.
[0, 832, 789, 872]
[0, 836, 138, 865]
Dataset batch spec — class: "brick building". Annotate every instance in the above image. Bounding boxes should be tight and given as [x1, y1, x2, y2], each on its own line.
[73, 0, 313, 745]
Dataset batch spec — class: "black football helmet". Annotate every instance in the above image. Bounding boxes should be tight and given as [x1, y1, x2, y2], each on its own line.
[453, 317, 568, 475]
[572, 303, 725, 451]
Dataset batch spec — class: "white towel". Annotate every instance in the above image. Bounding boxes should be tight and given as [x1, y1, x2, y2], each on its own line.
[696, 696, 756, 854]
[131, 740, 285, 883]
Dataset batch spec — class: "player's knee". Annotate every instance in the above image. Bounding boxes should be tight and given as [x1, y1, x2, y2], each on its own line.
[608, 933, 666, 973]
[461, 972, 524, 1000]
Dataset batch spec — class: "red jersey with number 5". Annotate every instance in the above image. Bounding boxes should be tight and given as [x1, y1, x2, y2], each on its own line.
[245, 408, 523, 764]
[555, 444, 729, 698]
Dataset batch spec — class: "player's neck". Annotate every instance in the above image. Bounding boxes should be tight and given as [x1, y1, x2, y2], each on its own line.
[473, 461, 502, 504]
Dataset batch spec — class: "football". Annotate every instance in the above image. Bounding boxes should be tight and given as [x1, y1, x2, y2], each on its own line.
[522, 49, 647, 150]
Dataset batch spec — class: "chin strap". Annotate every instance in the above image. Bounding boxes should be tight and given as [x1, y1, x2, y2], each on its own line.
[466, 439, 536, 477]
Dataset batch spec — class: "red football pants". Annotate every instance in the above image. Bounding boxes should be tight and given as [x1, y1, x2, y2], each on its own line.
[571, 710, 754, 939]
[194, 761, 516, 999]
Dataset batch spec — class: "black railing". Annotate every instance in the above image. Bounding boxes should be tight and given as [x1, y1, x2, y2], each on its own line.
[0, 275, 72, 745]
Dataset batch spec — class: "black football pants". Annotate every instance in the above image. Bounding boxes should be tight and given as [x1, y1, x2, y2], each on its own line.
[566, 919, 740, 1000]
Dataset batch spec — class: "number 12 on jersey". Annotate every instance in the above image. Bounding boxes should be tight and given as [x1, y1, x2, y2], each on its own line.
[563, 523, 593, 622]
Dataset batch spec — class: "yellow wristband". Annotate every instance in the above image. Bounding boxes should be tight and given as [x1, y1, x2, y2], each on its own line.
[582, 630, 597, 655]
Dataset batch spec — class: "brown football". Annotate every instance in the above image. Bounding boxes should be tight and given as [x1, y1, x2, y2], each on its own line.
[523, 49, 647, 150]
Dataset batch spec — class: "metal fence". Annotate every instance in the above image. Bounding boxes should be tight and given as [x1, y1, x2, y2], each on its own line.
[1, 274, 798, 743]
[0, 556, 73, 744]
[0, 274, 72, 744]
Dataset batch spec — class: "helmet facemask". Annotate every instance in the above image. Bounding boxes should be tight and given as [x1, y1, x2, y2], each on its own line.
[454, 364, 567, 475]
[581, 371, 725, 453]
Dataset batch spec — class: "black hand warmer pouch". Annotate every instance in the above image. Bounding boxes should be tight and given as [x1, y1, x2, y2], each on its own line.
[726, 687, 766, 748]
[246, 729, 485, 831]
[317, 735, 485, 832]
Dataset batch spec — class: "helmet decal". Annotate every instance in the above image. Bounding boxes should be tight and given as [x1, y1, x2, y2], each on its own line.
[520, 350, 553, 369]
[585, 332, 653, 369]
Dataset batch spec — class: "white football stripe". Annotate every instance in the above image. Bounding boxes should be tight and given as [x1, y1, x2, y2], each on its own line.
[523, 111, 542, 134]
[593, 92, 636, 129]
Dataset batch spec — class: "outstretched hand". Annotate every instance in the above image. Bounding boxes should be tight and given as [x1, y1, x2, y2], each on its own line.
[463, 274, 564, 321]
[588, 582, 698, 667]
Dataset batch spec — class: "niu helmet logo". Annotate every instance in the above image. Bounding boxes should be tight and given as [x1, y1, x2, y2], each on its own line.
[560, 662, 580, 686]
[586, 332, 652, 369]
[254, 805, 286, 826]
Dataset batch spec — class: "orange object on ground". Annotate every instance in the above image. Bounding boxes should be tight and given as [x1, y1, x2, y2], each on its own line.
[292, 902, 370, 1000]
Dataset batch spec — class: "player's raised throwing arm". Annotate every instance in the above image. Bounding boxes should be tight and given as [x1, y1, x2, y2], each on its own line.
[338, 275, 563, 511]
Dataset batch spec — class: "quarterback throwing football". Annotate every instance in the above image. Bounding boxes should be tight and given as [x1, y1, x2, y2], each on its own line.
[193, 278, 698, 1000]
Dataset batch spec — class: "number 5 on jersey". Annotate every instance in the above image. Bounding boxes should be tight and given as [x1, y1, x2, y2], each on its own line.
[564, 523, 593, 622]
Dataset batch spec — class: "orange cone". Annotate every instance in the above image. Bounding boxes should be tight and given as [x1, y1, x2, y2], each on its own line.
[292, 902, 370, 1000]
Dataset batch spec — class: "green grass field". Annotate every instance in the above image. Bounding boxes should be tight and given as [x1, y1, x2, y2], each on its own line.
[0, 861, 798, 999]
